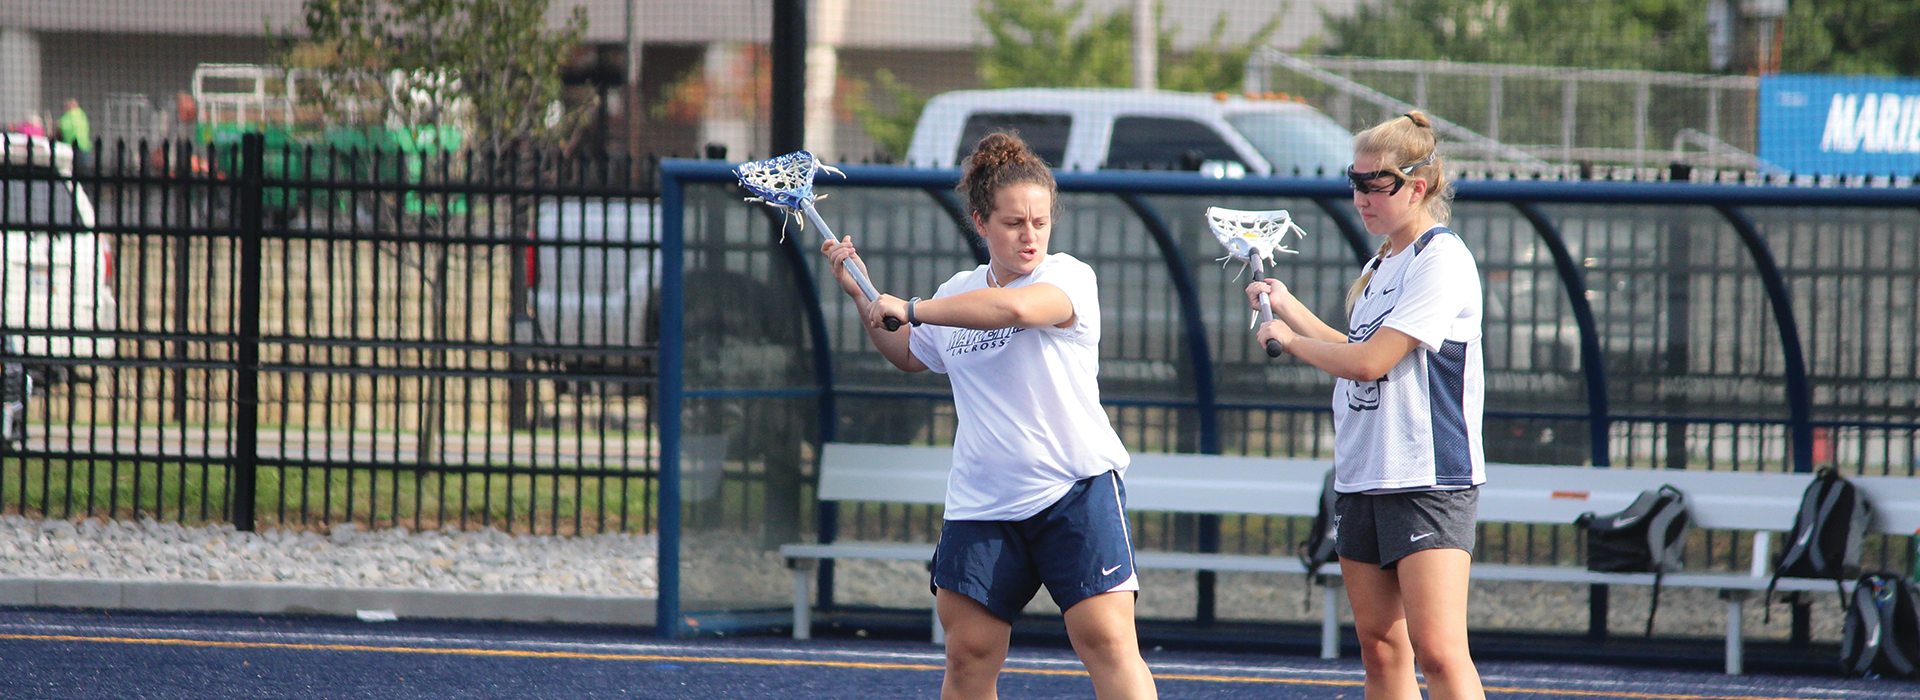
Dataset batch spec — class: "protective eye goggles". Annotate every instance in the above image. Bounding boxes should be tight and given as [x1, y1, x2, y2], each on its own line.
[1345, 153, 1434, 195]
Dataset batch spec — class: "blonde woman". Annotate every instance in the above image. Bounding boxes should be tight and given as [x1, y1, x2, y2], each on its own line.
[1247, 111, 1486, 700]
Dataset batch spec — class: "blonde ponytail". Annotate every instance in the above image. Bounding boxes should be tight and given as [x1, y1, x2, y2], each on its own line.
[1344, 240, 1394, 317]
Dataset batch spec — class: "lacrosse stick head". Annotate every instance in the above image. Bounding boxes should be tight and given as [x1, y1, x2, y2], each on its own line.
[733, 150, 844, 215]
[1206, 207, 1308, 264]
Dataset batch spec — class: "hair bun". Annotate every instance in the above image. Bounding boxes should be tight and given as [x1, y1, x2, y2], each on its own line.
[971, 132, 1030, 169]
[956, 131, 1057, 219]
[1404, 111, 1433, 129]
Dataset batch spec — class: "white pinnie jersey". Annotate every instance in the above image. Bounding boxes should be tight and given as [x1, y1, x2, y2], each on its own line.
[1332, 226, 1486, 494]
[908, 252, 1130, 521]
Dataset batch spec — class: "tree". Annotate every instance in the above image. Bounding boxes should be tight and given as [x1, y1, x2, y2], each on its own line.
[848, 0, 1280, 160]
[287, 0, 589, 148]
[1161, 12, 1283, 93]
[848, 69, 929, 162]
[1315, 0, 1710, 72]
[1781, 0, 1920, 75]
[283, 0, 592, 451]
[976, 0, 1280, 91]
[976, 0, 1137, 89]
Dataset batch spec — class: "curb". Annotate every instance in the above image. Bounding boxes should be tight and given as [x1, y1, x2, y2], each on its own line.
[0, 577, 656, 626]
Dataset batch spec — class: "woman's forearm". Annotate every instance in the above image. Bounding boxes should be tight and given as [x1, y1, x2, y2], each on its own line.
[913, 286, 1072, 330]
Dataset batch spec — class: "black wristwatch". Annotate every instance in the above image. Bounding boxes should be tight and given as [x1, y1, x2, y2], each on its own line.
[907, 297, 923, 327]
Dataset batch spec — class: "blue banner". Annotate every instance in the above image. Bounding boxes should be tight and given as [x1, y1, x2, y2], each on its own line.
[1760, 75, 1920, 175]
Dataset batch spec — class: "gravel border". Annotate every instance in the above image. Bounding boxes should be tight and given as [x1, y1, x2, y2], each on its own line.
[0, 517, 1845, 643]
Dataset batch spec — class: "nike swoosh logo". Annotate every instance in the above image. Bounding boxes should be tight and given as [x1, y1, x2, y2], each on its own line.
[1101, 564, 1124, 576]
[1612, 515, 1640, 528]
[1410, 532, 1435, 542]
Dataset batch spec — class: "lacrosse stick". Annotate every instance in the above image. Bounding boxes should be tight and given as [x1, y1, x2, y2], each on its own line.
[1207, 207, 1308, 358]
[735, 151, 901, 331]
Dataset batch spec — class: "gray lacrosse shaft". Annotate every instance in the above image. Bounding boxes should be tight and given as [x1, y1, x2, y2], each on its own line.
[801, 200, 901, 331]
[1251, 255, 1283, 357]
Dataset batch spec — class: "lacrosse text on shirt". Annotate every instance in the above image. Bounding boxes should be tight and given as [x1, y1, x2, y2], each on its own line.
[1331, 226, 1486, 494]
[947, 327, 1024, 355]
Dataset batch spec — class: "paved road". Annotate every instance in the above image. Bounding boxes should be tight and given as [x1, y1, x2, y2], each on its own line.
[0, 607, 1910, 699]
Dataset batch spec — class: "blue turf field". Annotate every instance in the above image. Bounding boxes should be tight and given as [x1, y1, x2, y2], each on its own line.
[0, 608, 1911, 699]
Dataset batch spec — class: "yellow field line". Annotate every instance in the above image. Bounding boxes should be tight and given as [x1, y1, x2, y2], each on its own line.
[0, 633, 1830, 700]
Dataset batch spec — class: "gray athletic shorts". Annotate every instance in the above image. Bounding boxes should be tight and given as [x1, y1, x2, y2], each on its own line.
[1333, 487, 1479, 569]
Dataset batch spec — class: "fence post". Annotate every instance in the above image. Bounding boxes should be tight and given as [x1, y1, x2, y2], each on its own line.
[231, 132, 264, 532]
[770, 0, 806, 155]
[1512, 203, 1612, 467]
[1713, 205, 1812, 474]
[1117, 193, 1220, 624]
[657, 162, 687, 638]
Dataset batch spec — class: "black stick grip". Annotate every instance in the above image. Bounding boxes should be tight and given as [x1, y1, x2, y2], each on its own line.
[1265, 339, 1284, 358]
[883, 317, 903, 332]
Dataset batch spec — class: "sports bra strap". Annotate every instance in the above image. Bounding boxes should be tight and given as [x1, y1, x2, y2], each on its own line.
[1411, 226, 1457, 255]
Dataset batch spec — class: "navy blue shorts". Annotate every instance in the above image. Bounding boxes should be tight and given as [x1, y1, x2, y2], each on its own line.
[929, 470, 1138, 622]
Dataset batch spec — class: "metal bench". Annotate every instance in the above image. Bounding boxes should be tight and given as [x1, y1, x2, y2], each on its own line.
[782, 442, 1920, 674]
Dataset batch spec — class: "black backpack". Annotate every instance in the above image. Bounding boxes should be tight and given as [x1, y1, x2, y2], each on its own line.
[1297, 468, 1339, 608]
[1767, 467, 1874, 622]
[1576, 484, 1691, 636]
[1840, 571, 1920, 679]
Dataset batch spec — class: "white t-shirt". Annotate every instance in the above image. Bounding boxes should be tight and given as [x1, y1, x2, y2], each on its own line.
[908, 252, 1130, 521]
[1332, 226, 1485, 494]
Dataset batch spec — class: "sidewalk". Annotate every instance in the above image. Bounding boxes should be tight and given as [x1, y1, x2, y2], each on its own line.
[0, 575, 655, 626]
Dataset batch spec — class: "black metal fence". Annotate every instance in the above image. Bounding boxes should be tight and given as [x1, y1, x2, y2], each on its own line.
[2, 134, 662, 535]
[6, 137, 1920, 589]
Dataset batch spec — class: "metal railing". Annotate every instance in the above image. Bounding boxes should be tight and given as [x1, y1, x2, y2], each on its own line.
[660, 159, 1920, 634]
[3, 134, 664, 536]
[8, 140, 1920, 636]
[1247, 52, 1763, 171]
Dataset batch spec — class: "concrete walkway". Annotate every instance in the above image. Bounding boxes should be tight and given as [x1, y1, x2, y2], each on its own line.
[0, 576, 655, 626]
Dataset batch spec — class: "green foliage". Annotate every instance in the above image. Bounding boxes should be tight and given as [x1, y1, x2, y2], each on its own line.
[974, 0, 1281, 91]
[1317, 0, 1710, 72]
[977, 0, 1135, 89]
[1318, 0, 1920, 77]
[1160, 13, 1282, 93]
[849, 1, 1282, 160]
[1781, 0, 1920, 75]
[287, 0, 589, 147]
[849, 69, 931, 161]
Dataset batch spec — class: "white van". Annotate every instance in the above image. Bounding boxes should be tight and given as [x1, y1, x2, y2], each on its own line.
[904, 88, 1352, 176]
[2, 133, 117, 384]
[519, 198, 660, 376]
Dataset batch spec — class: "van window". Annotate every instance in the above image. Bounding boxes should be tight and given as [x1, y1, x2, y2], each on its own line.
[2, 180, 79, 228]
[957, 113, 1071, 166]
[1105, 116, 1241, 170]
[1225, 111, 1353, 177]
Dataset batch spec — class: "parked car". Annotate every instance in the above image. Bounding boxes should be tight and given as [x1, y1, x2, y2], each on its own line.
[517, 197, 812, 387]
[518, 198, 661, 378]
[2, 332, 27, 446]
[2, 133, 117, 385]
[904, 88, 1352, 176]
